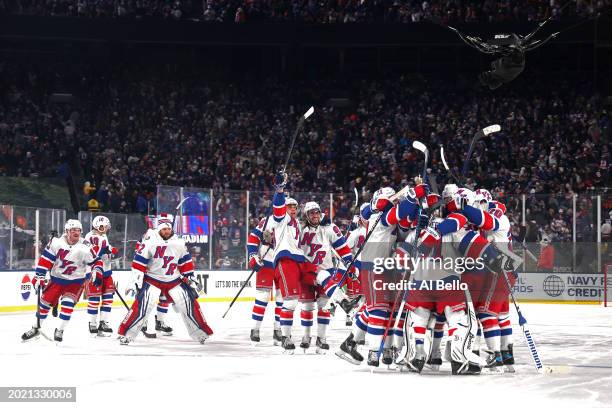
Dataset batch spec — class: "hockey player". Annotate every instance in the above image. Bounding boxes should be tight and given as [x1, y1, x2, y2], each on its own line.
[263, 172, 305, 353]
[85, 215, 119, 336]
[297, 201, 352, 353]
[134, 215, 175, 336]
[21, 219, 106, 343]
[247, 215, 283, 345]
[118, 215, 213, 344]
[336, 204, 371, 364]
[463, 188, 518, 371]
[341, 205, 368, 325]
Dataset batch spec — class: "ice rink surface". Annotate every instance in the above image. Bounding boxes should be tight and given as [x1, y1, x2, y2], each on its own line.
[1, 302, 611, 408]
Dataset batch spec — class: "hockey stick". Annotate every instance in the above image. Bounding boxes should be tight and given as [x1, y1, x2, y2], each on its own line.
[222, 107, 314, 319]
[34, 287, 53, 342]
[461, 125, 500, 182]
[376, 141, 429, 362]
[440, 146, 461, 184]
[480, 246, 545, 373]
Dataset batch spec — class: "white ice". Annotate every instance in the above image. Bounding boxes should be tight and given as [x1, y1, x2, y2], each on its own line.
[1, 302, 611, 408]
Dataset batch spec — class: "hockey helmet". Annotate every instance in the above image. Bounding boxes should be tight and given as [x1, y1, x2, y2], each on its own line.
[92, 215, 111, 232]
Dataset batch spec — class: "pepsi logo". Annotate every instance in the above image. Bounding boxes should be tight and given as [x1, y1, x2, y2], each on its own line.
[21, 274, 32, 301]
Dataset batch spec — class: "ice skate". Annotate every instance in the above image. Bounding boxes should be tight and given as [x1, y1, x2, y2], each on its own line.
[315, 337, 329, 354]
[335, 334, 363, 365]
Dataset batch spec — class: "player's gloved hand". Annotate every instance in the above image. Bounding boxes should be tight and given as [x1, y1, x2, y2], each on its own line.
[248, 253, 262, 271]
[262, 230, 273, 245]
[182, 274, 203, 293]
[417, 213, 429, 229]
[92, 268, 103, 286]
[319, 215, 331, 226]
[372, 195, 394, 213]
[426, 193, 440, 209]
[125, 270, 143, 297]
[32, 274, 48, 291]
[109, 247, 119, 257]
[413, 183, 430, 200]
[97, 246, 111, 257]
[273, 171, 287, 192]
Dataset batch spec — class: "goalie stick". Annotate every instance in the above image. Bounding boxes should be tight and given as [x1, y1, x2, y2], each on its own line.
[222, 106, 314, 319]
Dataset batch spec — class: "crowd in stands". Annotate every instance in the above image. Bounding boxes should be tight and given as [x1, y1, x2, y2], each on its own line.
[0, 59, 609, 268]
[2, 0, 610, 23]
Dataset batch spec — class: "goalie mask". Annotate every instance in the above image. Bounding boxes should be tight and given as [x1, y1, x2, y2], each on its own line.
[303, 201, 321, 227]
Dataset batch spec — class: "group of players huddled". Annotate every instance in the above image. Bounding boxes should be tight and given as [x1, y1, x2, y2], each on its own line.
[247, 171, 522, 374]
[20, 170, 523, 375]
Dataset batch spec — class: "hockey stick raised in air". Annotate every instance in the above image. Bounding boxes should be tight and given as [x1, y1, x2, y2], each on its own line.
[223, 107, 314, 319]
[440, 146, 461, 184]
[460, 124, 500, 182]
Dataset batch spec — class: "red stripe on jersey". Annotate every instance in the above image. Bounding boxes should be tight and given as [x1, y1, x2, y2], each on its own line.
[179, 260, 194, 273]
[419, 229, 440, 247]
[448, 213, 467, 228]
[465, 234, 489, 260]
[335, 243, 351, 258]
[385, 207, 399, 226]
[482, 211, 495, 230]
[247, 234, 261, 246]
[491, 200, 507, 214]
[131, 261, 147, 272]
[273, 205, 285, 218]
[38, 257, 53, 270]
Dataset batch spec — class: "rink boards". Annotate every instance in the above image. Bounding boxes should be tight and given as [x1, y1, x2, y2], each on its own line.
[0, 269, 256, 313]
[0, 269, 605, 313]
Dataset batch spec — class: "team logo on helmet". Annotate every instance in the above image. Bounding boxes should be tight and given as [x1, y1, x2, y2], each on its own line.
[64, 219, 83, 232]
[92, 215, 111, 232]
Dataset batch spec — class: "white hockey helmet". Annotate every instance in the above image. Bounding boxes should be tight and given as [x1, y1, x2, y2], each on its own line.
[64, 219, 83, 233]
[359, 203, 369, 224]
[442, 184, 459, 202]
[455, 188, 476, 207]
[92, 215, 111, 232]
[303, 201, 321, 225]
[372, 187, 396, 203]
[286, 197, 298, 207]
[474, 188, 492, 211]
[156, 213, 174, 231]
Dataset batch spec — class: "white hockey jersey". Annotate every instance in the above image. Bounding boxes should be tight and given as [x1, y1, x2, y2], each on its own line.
[265, 192, 305, 265]
[346, 225, 366, 254]
[35, 235, 103, 284]
[85, 231, 114, 275]
[131, 230, 194, 283]
[299, 222, 352, 271]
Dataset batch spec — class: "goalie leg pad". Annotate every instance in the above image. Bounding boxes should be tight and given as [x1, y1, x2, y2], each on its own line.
[119, 282, 160, 338]
[168, 283, 213, 340]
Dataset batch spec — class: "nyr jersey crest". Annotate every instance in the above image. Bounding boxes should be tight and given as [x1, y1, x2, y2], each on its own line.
[57, 249, 77, 275]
